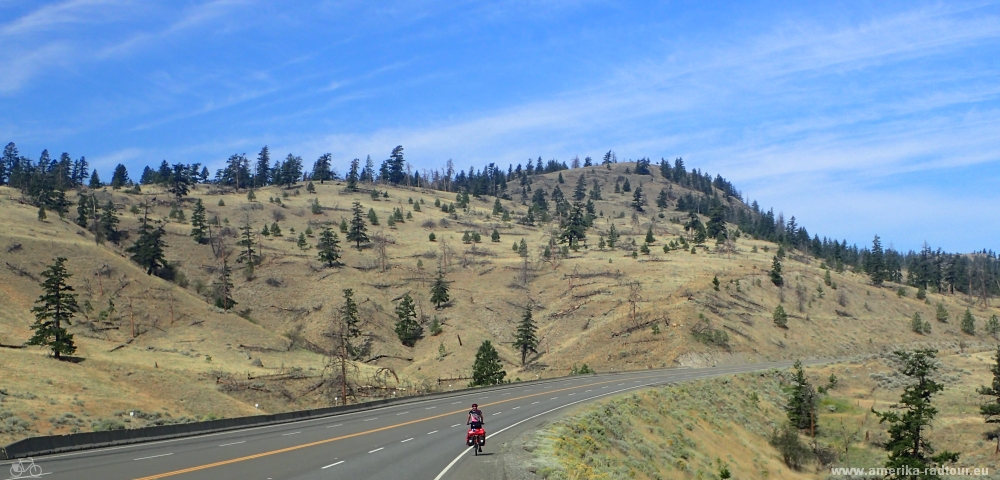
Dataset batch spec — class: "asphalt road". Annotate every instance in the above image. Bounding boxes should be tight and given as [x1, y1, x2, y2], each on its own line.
[3, 361, 797, 480]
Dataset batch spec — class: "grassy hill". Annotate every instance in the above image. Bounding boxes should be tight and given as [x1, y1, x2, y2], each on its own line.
[1, 162, 997, 445]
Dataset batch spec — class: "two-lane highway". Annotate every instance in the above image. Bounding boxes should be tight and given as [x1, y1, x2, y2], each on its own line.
[4, 361, 797, 480]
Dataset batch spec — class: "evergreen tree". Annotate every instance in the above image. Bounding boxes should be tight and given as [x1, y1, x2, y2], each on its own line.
[773, 304, 788, 328]
[622, 178, 631, 192]
[470, 340, 506, 386]
[912, 312, 926, 334]
[935, 303, 949, 323]
[368, 207, 379, 225]
[961, 309, 976, 335]
[394, 294, 422, 347]
[252, 146, 271, 188]
[491, 228, 500, 242]
[631, 186, 643, 211]
[346, 158, 360, 192]
[297, 232, 309, 249]
[645, 226, 655, 244]
[977, 346, 1000, 452]
[237, 215, 259, 265]
[99, 200, 121, 244]
[873, 349, 959, 477]
[431, 270, 450, 309]
[317, 228, 342, 267]
[167, 163, 193, 198]
[347, 201, 369, 249]
[514, 305, 538, 366]
[88, 170, 102, 189]
[75, 195, 92, 228]
[785, 360, 818, 432]
[127, 205, 167, 275]
[987, 315, 1000, 338]
[559, 202, 588, 247]
[770, 256, 784, 287]
[573, 174, 587, 201]
[655, 189, 669, 208]
[270, 221, 282, 236]
[190, 199, 208, 243]
[26, 257, 78, 359]
[492, 197, 503, 216]
[518, 238, 528, 257]
[110, 164, 130, 190]
[607, 224, 619, 250]
[867, 235, 887, 286]
[311, 153, 334, 183]
[213, 255, 237, 310]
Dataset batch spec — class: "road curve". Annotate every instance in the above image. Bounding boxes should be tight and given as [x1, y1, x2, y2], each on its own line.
[2, 361, 798, 480]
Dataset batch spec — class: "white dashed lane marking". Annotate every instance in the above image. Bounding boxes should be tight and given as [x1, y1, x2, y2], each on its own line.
[134, 453, 173, 461]
[282, 432, 301, 436]
[218, 441, 245, 447]
[322, 461, 344, 469]
[401, 438, 413, 443]
[369, 447, 384, 454]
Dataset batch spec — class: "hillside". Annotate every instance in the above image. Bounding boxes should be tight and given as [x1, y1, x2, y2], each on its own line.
[2, 162, 998, 445]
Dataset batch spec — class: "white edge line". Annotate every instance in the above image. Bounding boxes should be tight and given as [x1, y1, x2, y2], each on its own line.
[134, 453, 173, 461]
[431, 382, 662, 480]
[321, 460, 344, 469]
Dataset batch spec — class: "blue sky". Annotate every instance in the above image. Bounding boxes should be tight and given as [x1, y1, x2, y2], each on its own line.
[2, 1, 999, 253]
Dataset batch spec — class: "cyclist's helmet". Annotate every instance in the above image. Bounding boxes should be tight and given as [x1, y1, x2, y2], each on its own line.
[472, 403, 478, 409]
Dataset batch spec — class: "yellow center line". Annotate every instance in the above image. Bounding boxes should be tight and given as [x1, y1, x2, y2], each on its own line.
[134, 372, 672, 479]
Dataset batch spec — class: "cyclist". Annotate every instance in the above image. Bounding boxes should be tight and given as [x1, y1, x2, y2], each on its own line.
[467, 403, 485, 446]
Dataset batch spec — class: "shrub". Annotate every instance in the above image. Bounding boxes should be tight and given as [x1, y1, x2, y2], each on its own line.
[769, 423, 812, 470]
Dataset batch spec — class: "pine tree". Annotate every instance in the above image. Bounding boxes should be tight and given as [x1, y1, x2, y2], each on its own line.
[573, 174, 587, 201]
[867, 235, 887, 286]
[655, 189, 669, 208]
[26, 258, 78, 359]
[99, 200, 121, 244]
[37, 206, 46, 221]
[873, 349, 959, 476]
[987, 315, 1000, 338]
[88, 170, 102, 189]
[912, 312, 925, 334]
[492, 197, 503, 216]
[190, 199, 208, 243]
[470, 340, 506, 386]
[491, 229, 500, 242]
[645, 226, 655, 244]
[770, 256, 784, 287]
[127, 204, 167, 275]
[237, 215, 259, 265]
[518, 238, 528, 257]
[935, 303, 949, 323]
[213, 255, 236, 310]
[297, 232, 309, 249]
[961, 309, 976, 335]
[75, 195, 91, 228]
[367, 207, 379, 226]
[346, 158, 360, 192]
[773, 304, 788, 328]
[394, 294, 422, 347]
[622, 178, 631, 192]
[317, 228, 342, 267]
[559, 202, 588, 247]
[348, 202, 369, 249]
[513, 305, 538, 366]
[978, 346, 1000, 453]
[631, 186, 644, 212]
[607, 224, 619, 250]
[110, 164, 130, 190]
[430, 270, 450, 309]
[785, 360, 817, 431]
[270, 222, 282, 237]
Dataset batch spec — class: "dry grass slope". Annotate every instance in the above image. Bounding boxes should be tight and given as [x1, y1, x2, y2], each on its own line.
[1, 162, 997, 445]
